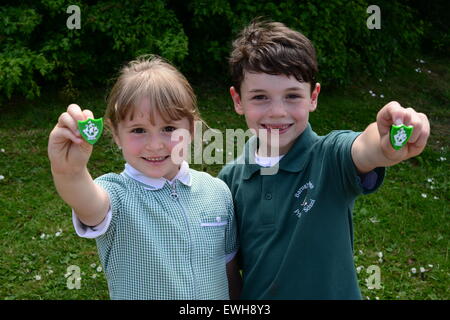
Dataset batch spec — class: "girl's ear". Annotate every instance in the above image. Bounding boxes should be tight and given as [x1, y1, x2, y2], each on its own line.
[230, 86, 245, 115]
[309, 83, 321, 112]
[111, 130, 122, 149]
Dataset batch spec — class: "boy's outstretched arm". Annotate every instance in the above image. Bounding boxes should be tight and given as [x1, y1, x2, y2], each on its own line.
[351, 101, 430, 174]
[48, 104, 109, 227]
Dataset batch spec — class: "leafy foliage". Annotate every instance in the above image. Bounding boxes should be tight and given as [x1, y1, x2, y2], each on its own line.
[0, 0, 438, 100]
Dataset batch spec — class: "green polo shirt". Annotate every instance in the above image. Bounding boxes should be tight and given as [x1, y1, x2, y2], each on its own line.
[219, 123, 385, 299]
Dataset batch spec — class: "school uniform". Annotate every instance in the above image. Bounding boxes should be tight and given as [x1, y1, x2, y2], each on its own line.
[219, 123, 385, 299]
[73, 161, 238, 300]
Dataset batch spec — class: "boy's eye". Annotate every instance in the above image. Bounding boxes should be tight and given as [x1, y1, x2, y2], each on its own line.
[162, 126, 176, 133]
[286, 94, 302, 99]
[131, 128, 146, 134]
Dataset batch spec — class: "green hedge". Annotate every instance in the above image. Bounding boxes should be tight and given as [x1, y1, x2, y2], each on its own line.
[0, 0, 432, 101]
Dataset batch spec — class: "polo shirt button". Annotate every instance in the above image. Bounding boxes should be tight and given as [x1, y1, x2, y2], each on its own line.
[265, 193, 272, 200]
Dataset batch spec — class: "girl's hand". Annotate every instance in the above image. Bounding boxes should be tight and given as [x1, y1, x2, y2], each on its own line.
[48, 104, 95, 175]
[377, 101, 430, 162]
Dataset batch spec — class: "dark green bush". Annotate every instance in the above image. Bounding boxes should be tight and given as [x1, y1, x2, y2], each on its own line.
[0, 0, 432, 101]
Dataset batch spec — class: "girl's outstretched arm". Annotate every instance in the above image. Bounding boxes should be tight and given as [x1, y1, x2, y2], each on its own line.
[48, 104, 109, 226]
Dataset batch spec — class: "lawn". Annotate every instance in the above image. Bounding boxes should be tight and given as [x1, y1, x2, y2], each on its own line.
[0, 54, 448, 300]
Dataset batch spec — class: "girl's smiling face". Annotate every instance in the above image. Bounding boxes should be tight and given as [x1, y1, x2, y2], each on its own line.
[113, 99, 191, 181]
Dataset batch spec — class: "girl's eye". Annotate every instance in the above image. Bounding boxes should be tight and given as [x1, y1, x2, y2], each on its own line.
[163, 126, 176, 133]
[131, 128, 145, 134]
[252, 95, 267, 100]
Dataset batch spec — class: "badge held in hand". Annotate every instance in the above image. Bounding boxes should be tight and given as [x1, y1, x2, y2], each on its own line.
[78, 118, 104, 145]
[390, 124, 413, 150]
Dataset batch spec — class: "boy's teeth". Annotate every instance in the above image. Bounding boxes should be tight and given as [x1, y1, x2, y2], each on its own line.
[264, 124, 290, 129]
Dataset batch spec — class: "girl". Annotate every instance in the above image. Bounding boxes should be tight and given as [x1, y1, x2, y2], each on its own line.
[48, 56, 240, 299]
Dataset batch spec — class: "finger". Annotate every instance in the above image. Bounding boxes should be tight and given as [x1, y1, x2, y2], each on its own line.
[377, 101, 405, 135]
[53, 127, 84, 145]
[82, 109, 95, 120]
[405, 108, 423, 144]
[67, 104, 86, 122]
[57, 112, 81, 137]
[410, 113, 430, 148]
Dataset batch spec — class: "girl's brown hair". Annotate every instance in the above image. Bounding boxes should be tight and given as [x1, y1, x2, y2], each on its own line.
[105, 55, 200, 134]
[229, 19, 318, 94]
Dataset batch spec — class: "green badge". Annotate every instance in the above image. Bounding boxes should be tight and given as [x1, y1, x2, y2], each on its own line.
[78, 118, 103, 145]
[390, 124, 413, 150]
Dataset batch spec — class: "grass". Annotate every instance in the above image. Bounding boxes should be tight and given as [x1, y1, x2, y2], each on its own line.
[0, 54, 448, 300]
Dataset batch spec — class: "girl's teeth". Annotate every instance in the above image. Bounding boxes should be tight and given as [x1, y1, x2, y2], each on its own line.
[145, 156, 166, 161]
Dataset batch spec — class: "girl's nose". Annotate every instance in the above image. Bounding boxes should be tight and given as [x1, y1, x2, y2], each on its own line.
[145, 135, 165, 151]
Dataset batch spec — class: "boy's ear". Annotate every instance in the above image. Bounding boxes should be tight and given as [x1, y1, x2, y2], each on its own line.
[230, 86, 245, 115]
[309, 83, 321, 112]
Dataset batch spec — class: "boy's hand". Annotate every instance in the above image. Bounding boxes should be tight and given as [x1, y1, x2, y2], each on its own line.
[48, 104, 95, 175]
[377, 101, 430, 162]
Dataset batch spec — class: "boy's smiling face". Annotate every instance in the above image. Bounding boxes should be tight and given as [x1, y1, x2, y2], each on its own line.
[230, 72, 320, 155]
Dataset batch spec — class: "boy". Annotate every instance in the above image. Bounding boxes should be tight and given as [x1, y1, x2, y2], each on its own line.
[218, 20, 430, 299]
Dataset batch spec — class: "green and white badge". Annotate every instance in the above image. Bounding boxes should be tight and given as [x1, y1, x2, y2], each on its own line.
[390, 124, 413, 150]
[78, 118, 103, 145]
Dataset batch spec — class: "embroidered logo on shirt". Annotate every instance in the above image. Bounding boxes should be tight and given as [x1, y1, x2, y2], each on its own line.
[293, 181, 316, 218]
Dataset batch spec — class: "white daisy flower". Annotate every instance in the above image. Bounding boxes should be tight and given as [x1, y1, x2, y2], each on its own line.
[421, 193, 427, 198]
[90, 263, 96, 268]
[35, 275, 42, 281]
[96, 266, 102, 273]
[370, 217, 380, 223]
[411, 268, 417, 274]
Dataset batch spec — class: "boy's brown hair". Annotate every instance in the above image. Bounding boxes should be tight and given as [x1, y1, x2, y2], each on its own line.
[229, 19, 318, 94]
[105, 55, 200, 135]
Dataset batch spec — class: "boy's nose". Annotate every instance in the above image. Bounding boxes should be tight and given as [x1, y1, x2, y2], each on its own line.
[269, 100, 288, 117]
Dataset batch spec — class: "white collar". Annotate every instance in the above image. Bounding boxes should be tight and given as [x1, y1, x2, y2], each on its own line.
[254, 151, 285, 168]
[122, 161, 191, 189]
